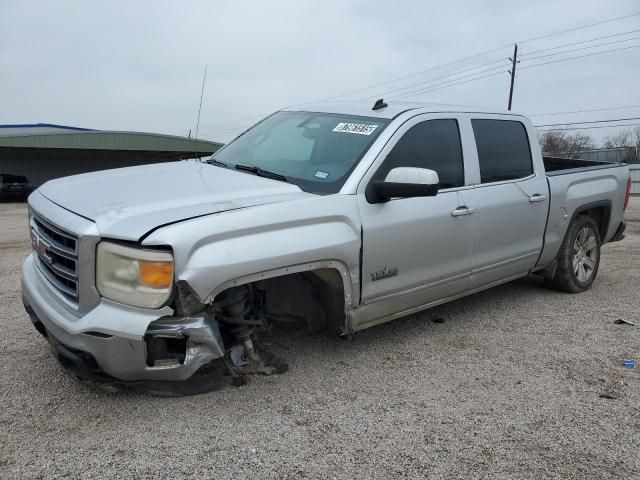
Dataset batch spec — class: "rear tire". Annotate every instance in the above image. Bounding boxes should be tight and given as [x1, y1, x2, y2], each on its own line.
[545, 215, 601, 293]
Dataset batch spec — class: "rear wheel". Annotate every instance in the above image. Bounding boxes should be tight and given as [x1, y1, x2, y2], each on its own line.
[546, 215, 601, 293]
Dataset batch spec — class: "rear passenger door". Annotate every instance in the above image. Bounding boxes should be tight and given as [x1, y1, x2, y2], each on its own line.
[469, 118, 549, 289]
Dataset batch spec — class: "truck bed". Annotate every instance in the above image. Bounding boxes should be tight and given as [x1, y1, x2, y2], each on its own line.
[543, 156, 625, 175]
[535, 157, 629, 270]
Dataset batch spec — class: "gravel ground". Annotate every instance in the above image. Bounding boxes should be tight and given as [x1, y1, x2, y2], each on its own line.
[1, 200, 639, 479]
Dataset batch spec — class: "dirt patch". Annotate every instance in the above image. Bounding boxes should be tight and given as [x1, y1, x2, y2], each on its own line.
[1, 200, 639, 479]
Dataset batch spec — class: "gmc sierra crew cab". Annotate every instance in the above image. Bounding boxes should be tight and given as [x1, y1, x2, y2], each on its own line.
[21, 101, 632, 394]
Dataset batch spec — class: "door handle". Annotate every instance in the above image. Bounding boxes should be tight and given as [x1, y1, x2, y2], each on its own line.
[529, 194, 547, 203]
[451, 206, 476, 217]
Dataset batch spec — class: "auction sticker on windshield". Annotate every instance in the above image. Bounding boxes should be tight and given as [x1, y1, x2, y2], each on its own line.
[333, 122, 378, 135]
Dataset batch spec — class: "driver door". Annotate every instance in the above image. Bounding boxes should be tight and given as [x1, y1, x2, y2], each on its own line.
[356, 116, 478, 325]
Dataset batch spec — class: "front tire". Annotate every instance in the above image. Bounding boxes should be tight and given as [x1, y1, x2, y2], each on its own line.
[546, 215, 601, 293]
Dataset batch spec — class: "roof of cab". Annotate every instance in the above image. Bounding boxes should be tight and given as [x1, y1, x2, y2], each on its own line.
[283, 100, 522, 119]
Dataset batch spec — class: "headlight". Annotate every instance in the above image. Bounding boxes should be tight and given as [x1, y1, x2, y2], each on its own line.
[96, 242, 174, 309]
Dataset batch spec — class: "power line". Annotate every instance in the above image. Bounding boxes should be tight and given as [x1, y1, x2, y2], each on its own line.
[520, 43, 640, 70]
[202, 41, 640, 133]
[197, 51, 508, 130]
[317, 44, 513, 102]
[361, 58, 509, 100]
[537, 122, 640, 131]
[518, 11, 640, 44]
[194, 11, 640, 131]
[356, 39, 640, 103]
[390, 70, 506, 99]
[522, 35, 640, 62]
[209, 71, 506, 130]
[211, 41, 638, 107]
[534, 117, 640, 127]
[347, 11, 640, 103]
[520, 28, 640, 57]
[350, 12, 640, 103]
[366, 62, 508, 100]
[530, 105, 640, 117]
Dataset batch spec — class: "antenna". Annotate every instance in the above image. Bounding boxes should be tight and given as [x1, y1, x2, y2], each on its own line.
[372, 98, 388, 110]
[195, 64, 208, 139]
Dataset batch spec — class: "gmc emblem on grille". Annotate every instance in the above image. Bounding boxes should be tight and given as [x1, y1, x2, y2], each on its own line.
[30, 230, 51, 263]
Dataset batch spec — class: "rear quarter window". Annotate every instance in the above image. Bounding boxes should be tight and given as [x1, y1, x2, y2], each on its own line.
[472, 119, 533, 183]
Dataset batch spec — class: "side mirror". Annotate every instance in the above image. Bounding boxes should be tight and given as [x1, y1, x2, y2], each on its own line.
[366, 167, 439, 203]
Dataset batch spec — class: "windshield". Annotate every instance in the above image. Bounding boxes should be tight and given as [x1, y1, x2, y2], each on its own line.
[209, 111, 390, 194]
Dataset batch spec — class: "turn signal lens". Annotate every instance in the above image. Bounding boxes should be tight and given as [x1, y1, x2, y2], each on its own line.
[138, 261, 174, 288]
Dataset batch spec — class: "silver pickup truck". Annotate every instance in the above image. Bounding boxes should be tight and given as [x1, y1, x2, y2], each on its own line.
[21, 101, 631, 394]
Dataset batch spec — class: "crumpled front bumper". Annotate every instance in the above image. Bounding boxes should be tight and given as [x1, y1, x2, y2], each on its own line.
[21, 254, 227, 393]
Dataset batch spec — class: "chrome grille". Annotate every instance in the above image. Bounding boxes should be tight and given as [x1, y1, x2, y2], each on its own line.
[30, 212, 79, 302]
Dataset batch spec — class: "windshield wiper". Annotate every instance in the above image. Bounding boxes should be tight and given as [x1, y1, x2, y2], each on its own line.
[235, 163, 288, 182]
[207, 158, 230, 168]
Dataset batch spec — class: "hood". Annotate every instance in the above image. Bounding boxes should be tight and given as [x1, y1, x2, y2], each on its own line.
[38, 161, 310, 240]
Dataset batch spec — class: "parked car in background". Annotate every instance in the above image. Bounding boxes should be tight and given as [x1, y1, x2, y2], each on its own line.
[21, 101, 632, 395]
[0, 174, 34, 202]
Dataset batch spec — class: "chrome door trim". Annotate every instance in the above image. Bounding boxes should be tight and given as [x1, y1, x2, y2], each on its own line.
[471, 173, 537, 189]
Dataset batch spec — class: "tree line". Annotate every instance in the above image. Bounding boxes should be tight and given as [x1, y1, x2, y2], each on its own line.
[538, 127, 639, 162]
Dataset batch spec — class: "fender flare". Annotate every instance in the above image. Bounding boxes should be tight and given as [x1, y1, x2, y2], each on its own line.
[537, 200, 612, 279]
[569, 200, 612, 242]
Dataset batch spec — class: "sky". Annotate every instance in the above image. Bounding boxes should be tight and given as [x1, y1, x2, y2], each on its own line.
[1, 0, 639, 144]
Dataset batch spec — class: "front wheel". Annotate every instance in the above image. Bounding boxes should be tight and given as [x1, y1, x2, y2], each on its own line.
[546, 215, 601, 293]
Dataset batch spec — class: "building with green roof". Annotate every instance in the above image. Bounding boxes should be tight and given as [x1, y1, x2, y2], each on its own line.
[0, 123, 222, 187]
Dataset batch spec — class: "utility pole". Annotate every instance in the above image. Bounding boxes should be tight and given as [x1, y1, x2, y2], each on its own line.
[195, 64, 208, 139]
[507, 44, 518, 111]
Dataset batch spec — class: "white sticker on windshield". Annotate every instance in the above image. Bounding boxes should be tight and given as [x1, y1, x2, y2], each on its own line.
[333, 122, 378, 135]
[314, 170, 329, 179]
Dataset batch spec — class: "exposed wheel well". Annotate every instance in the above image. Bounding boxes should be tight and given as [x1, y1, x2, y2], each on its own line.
[576, 205, 609, 241]
[214, 269, 347, 336]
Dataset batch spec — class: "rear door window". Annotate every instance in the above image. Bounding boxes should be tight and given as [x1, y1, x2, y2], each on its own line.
[472, 119, 533, 183]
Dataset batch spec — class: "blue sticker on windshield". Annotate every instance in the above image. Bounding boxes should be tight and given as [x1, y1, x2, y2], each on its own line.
[314, 170, 329, 179]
